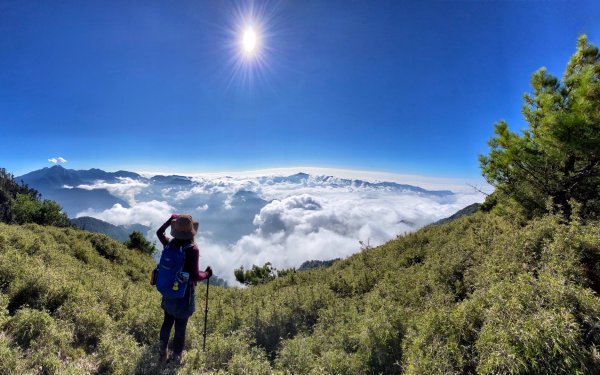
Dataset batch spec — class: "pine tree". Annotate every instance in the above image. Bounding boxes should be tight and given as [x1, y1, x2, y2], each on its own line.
[480, 35, 600, 219]
[124, 231, 157, 256]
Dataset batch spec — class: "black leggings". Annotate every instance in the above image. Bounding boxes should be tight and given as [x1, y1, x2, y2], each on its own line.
[159, 311, 189, 354]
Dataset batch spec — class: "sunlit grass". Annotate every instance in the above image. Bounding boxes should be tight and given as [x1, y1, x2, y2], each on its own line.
[0, 211, 599, 373]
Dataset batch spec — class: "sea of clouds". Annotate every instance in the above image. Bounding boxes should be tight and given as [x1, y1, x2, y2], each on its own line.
[76, 170, 486, 285]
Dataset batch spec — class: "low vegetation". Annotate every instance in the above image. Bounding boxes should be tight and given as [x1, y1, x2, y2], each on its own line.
[1, 211, 599, 374]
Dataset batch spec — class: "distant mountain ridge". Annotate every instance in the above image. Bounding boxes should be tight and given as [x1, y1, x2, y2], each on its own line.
[17, 166, 140, 216]
[17, 166, 457, 220]
[18, 165, 143, 187]
[259, 172, 454, 196]
[18, 166, 454, 196]
[70, 216, 151, 242]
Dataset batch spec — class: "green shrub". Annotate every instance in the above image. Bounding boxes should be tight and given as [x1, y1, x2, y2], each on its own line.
[97, 331, 142, 375]
[234, 262, 276, 286]
[358, 306, 404, 374]
[202, 331, 251, 371]
[6, 308, 71, 350]
[276, 335, 317, 374]
[72, 242, 94, 264]
[89, 235, 123, 261]
[8, 271, 73, 314]
[0, 293, 8, 326]
[0, 250, 25, 294]
[238, 284, 327, 360]
[58, 299, 112, 350]
[310, 349, 367, 374]
[475, 275, 591, 374]
[402, 307, 466, 375]
[33, 352, 62, 375]
[118, 292, 162, 345]
[12, 193, 70, 227]
[0, 334, 20, 375]
[227, 349, 273, 375]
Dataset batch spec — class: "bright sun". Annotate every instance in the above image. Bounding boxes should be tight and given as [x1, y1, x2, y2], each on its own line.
[242, 27, 258, 54]
[225, 2, 276, 87]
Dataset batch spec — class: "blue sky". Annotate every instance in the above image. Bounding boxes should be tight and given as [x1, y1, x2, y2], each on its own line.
[1, 0, 599, 178]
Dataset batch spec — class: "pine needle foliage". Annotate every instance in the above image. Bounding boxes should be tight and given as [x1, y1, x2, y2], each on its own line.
[480, 35, 600, 220]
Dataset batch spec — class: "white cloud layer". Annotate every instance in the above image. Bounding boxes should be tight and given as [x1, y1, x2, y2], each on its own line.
[75, 171, 485, 285]
[48, 157, 67, 164]
[76, 177, 149, 205]
[201, 190, 481, 285]
[140, 166, 490, 193]
[77, 200, 174, 229]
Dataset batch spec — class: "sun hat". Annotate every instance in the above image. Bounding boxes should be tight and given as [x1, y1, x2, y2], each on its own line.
[170, 214, 199, 240]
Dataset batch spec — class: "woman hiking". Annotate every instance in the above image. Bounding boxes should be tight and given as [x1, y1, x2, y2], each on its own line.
[156, 214, 212, 364]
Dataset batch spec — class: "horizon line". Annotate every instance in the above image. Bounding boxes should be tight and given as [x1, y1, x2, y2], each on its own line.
[23, 164, 490, 193]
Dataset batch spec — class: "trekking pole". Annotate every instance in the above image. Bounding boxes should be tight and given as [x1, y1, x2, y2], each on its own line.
[202, 276, 210, 351]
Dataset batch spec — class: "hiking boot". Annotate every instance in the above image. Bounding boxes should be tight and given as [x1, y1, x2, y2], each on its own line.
[158, 341, 168, 364]
[169, 351, 184, 365]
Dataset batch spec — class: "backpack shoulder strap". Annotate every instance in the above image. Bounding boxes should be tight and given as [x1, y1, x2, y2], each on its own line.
[180, 243, 195, 258]
[179, 243, 194, 268]
[164, 240, 176, 251]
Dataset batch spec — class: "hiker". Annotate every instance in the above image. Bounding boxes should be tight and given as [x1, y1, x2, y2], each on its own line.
[156, 214, 212, 364]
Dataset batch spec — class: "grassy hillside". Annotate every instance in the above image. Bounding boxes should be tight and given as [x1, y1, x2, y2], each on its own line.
[1, 210, 600, 374]
[0, 223, 160, 374]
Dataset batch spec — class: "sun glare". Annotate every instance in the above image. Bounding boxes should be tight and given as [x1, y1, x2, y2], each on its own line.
[243, 27, 257, 54]
[222, 1, 282, 89]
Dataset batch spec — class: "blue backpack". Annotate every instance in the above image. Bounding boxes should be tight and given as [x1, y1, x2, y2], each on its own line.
[156, 242, 194, 299]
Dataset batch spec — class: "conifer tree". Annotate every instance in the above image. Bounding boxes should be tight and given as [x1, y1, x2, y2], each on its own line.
[234, 262, 276, 286]
[480, 35, 600, 219]
[124, 231, 157, 256]
[0, 168, 69, 226]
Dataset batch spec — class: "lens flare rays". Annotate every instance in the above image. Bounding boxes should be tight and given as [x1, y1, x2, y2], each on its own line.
[222, 1, 280, 89]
